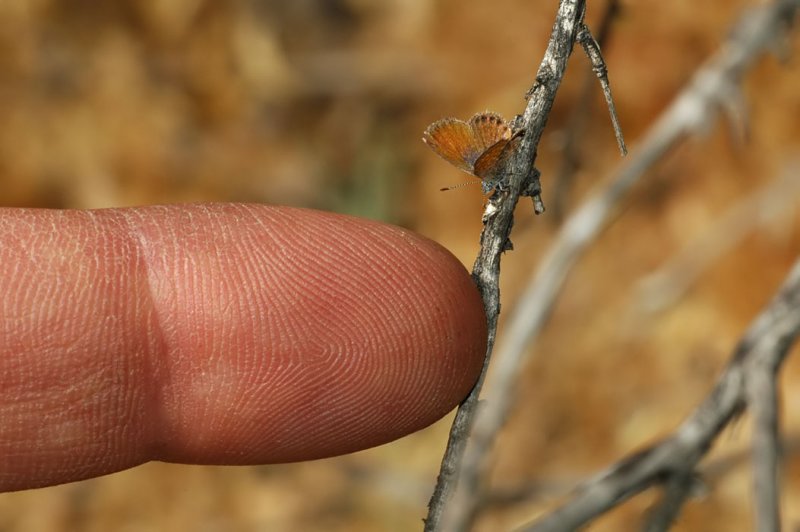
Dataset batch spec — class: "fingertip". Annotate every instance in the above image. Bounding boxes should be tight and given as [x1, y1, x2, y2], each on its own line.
[132, 204, 487, 463]
[0, 204, 488, 490]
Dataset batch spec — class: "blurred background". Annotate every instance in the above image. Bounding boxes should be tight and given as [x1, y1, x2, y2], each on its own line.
[1, 0, 800, 530]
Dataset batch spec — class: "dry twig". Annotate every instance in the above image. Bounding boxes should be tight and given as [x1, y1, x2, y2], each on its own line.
[551, 0, 622, 222]
[576, 23, 627, 157]
[424, 1, 619, 530]
[426, 0, 799, 530]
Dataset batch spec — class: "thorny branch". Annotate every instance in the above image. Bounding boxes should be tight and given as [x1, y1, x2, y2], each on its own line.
[425, 0, 800, 530]
[551, 0, 622, 221]
[576, 24, 627, 156]
[423, 0, 630, 530]
[423, 1, 589, 530]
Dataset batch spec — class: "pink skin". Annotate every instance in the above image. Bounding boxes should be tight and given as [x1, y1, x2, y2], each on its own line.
[0, 204, 487, 492]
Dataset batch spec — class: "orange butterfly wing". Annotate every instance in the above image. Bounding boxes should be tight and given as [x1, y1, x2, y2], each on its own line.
[473, 139, 510, 181]
[469, 112, 512, 153]
[423, 112, 518, 182]
[422, 118, 482, 173]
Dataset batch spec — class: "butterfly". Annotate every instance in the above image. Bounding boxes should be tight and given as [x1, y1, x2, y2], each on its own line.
[422, 112, 523, 192]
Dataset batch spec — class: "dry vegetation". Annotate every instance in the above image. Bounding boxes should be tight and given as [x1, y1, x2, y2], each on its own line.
[1, 0, 799, 530]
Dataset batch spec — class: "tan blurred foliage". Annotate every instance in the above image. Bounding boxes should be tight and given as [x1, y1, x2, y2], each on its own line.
[1, 0, 800, 530]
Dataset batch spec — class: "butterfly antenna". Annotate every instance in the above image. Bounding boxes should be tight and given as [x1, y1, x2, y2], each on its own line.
[440, 181, 480, 192]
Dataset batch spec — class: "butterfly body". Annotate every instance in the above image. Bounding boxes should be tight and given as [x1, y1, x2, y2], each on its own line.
[422, 112, 522, 192]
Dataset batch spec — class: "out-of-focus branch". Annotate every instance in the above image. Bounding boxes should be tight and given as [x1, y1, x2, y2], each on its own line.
[477, 436, 800, 514]
[446, 0, 799, 529]
[642, 471, 697, 532]
[522, 255, 800, 531]
[636, 164, 800, 314]
[748, 340, 783, 531]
